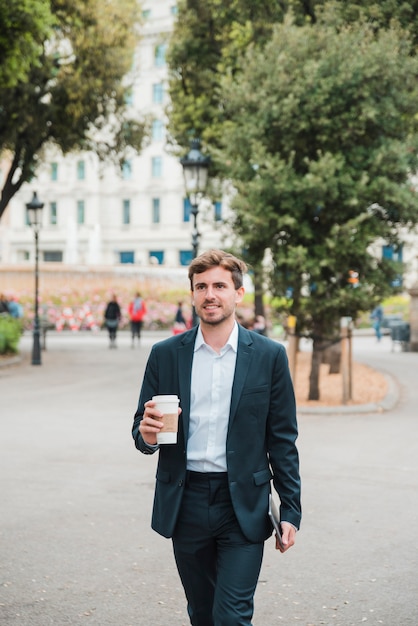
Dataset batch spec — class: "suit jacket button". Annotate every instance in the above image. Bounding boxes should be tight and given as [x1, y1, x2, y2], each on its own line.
[178, 480, 184, 487]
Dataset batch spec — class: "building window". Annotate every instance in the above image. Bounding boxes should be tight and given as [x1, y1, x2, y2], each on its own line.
[124, 89, 134, 106]
[183, 197, 191, 222]
[383, 244, 403, 287]
[180, 250, 193, 266]
[382, 244, 403, 262]
[51, 162, 58, 181]
[149, 250, 164, 265]
[142, 9, 151, 18]
[152, 119, 164, 141]
[50, 201, 57, 225]
[77, 200, 85, 224]
[120, 251, 135, 264]
[122, 160, 132, 180]
[154, 44, 167, 67]
[152, 156, 162, 178]
[77, 160, 85, 180]
[17, 250, 30, 261]
[171, 5, 178, 15]
[122, 199, 131, 224]
[152, 83, 164, 104]
[43, 251, 63, 262]
[152, 198, 160, 223]
[214, 201, 222, 221]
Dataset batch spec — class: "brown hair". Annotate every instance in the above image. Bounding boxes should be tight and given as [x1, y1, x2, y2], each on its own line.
[188, 249, 247, 290]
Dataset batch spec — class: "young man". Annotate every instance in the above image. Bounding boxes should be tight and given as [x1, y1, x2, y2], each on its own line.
[132, 249, 301, 626]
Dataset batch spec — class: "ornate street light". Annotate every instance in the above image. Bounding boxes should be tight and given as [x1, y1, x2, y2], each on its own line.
[180, 139, 210, 325]
[26, 192, 44, 365]
[180, 138, 210, 260]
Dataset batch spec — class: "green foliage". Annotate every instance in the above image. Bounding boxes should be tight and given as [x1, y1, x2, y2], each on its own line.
[167, 0, 288, 164]
[0, 0, 54, 88]
[0, 316, 23, 354]
[219, 10, 418, 338]
[0, 0, 149, 219]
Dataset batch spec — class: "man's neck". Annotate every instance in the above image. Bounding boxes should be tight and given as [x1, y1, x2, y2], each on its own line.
[200, 319, 235, 354]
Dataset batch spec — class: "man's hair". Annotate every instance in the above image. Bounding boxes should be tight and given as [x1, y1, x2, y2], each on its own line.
[188, 249, 247, 290]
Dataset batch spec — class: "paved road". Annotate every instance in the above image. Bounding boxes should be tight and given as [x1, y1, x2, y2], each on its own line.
[1, 330, 417, 625]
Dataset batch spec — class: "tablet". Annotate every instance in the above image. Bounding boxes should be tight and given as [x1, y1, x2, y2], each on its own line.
[268, 493, 284, 549]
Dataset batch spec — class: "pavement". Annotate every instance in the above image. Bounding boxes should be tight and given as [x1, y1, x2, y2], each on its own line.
[1, 330, 417, 626]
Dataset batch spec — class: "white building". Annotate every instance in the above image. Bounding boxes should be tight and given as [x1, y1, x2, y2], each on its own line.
[0, 0, 229, 270]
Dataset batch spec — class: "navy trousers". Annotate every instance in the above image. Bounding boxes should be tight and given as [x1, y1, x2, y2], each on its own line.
[172, 471, 264, 626]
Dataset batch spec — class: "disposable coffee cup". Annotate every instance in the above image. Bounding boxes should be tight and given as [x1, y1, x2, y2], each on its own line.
[152, 395, 180, 444]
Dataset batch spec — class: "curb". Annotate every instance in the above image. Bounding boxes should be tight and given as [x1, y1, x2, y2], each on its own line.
[297, 370, 400, 416]
[0, 354, 22, 369]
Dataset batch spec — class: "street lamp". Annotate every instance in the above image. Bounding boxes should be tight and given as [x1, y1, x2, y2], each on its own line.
[26, 191, 44, 365]
[180, 139, 210, 325]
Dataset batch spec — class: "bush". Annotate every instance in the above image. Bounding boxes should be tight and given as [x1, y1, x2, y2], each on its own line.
[0, 315, 23, 354]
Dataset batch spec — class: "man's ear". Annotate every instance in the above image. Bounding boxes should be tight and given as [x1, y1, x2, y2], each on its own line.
[235, 286, 245, 304]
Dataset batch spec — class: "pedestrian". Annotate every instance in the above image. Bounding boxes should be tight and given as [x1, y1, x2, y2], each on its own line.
[370, 304, 384, 342]
[128, 292, 146, 347]
[0, 293, 10, 315]
[173, 300, 187, 335]
[132, 249, 301, 626]
[253, 314, 267, 336]
[104, 294, 121, 348]
[7, 296, 23, 319]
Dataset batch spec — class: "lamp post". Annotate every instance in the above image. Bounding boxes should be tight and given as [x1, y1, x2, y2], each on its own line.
[180, 139, 210, 325]
[26, 191, 44, 365]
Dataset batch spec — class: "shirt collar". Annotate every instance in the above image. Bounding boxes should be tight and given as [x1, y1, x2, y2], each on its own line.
[194, 321, 239, 353]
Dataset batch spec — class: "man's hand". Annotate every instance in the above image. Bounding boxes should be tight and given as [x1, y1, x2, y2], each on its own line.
[275, 522, 296, 553]
[139, 400, 182, 445]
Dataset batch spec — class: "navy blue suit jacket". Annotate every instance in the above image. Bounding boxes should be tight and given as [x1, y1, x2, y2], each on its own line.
[132, 325, 301, 543]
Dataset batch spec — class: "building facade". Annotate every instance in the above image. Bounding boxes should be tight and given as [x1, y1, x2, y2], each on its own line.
[0, 0, 229, 270]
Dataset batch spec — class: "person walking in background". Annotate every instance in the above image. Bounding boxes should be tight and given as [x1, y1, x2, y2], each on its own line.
[132, 249, 301, 626]
[173, 300, 187, 335]
[128, 292, 146, 348]
[371, 304, 384, 342]
[0, 294, 10, 314]
[7, 296, 23, 319]
[104, 294, 121, 349]
[253, 314, 267, 336]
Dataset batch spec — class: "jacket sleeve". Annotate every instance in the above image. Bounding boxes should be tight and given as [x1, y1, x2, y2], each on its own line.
[267, 346, 302, 529]
[132, 345, 160, 454]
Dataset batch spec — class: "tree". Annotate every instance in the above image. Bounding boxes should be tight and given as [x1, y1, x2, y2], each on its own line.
[0, 0, 54, 88]
[219, 11, 418, 399]
[167, 0, 288, 157]
[0, 0, 148, 220]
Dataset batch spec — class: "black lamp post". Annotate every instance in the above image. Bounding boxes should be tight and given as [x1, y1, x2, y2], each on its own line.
[26, 191, 44, 365]
[180, 139, 210, 325]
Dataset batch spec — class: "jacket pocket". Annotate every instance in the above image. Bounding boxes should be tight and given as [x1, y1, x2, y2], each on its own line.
[253, 468, 272, 486]
[241, 384, 268, 397]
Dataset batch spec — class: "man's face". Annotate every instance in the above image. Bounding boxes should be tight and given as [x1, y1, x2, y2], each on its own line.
[191, 266, 244, 326]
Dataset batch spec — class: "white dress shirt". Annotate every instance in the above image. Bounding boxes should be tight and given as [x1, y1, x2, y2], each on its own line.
[186, 322, 238, 472]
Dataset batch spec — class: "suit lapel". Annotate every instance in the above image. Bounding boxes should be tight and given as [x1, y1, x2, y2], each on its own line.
[228, 327, 254, 429]
[177, 328, 198, 446]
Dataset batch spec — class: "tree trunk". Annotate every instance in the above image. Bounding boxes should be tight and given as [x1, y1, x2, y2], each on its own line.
[308, 339, 322, 400]
[253, 266, 265, 317]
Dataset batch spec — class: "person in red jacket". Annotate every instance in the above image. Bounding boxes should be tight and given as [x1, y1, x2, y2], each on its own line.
[128, 292, 146, 347]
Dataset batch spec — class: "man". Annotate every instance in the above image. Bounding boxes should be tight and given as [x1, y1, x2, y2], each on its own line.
[132, 249, 301, 626]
